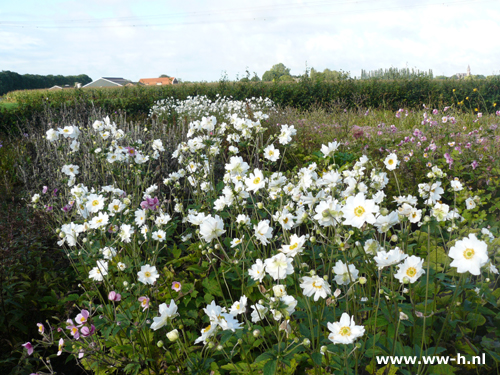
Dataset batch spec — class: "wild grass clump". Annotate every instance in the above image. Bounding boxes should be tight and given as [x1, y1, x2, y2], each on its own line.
[13, 96, 499, 375]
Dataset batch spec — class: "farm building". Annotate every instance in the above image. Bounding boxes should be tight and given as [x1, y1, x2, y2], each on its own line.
[139, 77, 178, 85]
[83, 77, 133, 88]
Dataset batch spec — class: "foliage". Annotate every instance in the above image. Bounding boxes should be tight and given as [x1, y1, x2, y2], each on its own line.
[0, 71, 92, 96]
[10, 95, 500, 375]
[2, 77, 500, 135]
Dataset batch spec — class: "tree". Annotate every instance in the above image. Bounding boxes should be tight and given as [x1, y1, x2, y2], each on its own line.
[279, 74, 294, 82]
[262, 63, 291, 81]
[159, 74, 170, 78]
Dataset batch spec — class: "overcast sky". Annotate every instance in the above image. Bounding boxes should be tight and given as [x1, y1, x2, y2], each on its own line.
[2, 0, 499, 82]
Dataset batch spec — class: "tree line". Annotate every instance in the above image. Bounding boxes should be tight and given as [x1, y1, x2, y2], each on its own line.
[0, 71, 92, 96]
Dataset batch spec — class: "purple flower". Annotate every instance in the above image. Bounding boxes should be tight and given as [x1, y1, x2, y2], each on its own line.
[53, 188, 59, 197]
[471, 160, 479, 170]
[140, 197, 160, 211]
[125, 146, 136, 156]
[42, 186, 48, 194]
[496, 110, 500, 116]
[22, 342, 34, 356]
[45, 205, 53, 212]
[432, 109, 438, 115]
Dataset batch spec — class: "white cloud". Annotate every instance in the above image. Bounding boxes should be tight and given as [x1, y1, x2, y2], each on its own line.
[2, 0, 500, 81]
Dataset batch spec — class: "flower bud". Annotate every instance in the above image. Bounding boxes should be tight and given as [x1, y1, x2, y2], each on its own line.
[303, 338, 311, 347]
[399, 312, 409, 320]
[216, 344, 223, 351]
[359, 277, 367, 285]
[390, 235, 398, 242]
[166, 329, 179, 342]
[257, 202, 264, 209]
[253, 329, 261, 337]
[320, 345, 328, 353]
[157, 340, 164, 348]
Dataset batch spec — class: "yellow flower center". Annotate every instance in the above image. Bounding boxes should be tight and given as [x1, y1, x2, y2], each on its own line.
[312, 281, 322, 289]
[253, 177, 261, 184]
[463, 248, 475, 259]
[144, 271, 151, 278]
[283, 217, 289, 224]
[289, 243, 298, 250]
[388, 159, 394, 165]
[92, 200, 99, 206]
[157, 234, 162, 238]
[354, 206, 365, 217]
[406, 267, 417, 278]
[203, 325, 212, 333]
[339, 326, 351, 336]
[113, 205, 119, 211]
[269, 150, 274, 156]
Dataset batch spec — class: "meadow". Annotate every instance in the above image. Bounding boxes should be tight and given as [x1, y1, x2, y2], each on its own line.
[0, 89, 499, 375]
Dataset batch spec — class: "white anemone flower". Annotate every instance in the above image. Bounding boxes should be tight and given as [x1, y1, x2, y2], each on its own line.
[89, 212, 109, 229]
[384, 153, 399, 171]
[394, 255, 425, 284]
[229, 296, 248, 316]
[88, 260, 108, 282]
[46, 128, 59, 141]
[332, 260, 359, 285]
[342, 193, 379, 228]
[86, 194, 106, 213]
[199, 215, 226, 242]
[373, 248, 408, 268]
[254, 220, 273, 245]
[321, 141, 339, 157]
[137, 264, 159, 285]
[449, 234, 489, 275]
[280, 234, 306, 257]
[150, 300, 178, 330]
[61, 164, 80, 177]
[245, 168, 266, 193]
[300, 275, 332, 301]
[250, 304, 268, 323]
[248, 259, 266, 282]
[327, 313, 365, 344]
[264, 253, 294, 280]
[152, 229, 167, 242]
[263, 144, 280, 161]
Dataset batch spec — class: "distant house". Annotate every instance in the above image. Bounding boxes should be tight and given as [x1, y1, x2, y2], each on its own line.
[83, 77, 132, 88]
[49, 82, 82, 90]
[48, 83, 80, 90]
[139, 77, 178, 86]
[455, 65, 471, 79]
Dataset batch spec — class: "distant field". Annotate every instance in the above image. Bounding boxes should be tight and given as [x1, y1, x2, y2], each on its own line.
[0, 102, 18, 111]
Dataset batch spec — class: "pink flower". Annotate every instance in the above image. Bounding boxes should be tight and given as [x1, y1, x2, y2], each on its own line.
[22, 342, 34, 356]
[66, 319, 80, 339]
[496, 110, 500, 116]
[477, 112, 483, 118]
[172, 281, 182, 292]
[138, 296, 150, 311]
[80, 324, 96, 337]
[471, 160, 479, 170]
[37, 323, 44, 334]
[108, 291, 121, 301]
[42, 186, 48, 194]
[75, 310, 89, 327]
[432, 109, 438, 115]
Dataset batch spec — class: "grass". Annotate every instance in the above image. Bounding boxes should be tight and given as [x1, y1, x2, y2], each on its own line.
[0, 102, 19, 111]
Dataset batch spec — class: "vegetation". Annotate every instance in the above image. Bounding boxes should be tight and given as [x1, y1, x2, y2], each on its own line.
[0, 71, 92, 96]
[1, 92, 499, 374]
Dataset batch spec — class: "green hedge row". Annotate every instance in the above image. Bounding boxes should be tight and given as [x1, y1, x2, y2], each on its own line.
[2, 77, 499, 133]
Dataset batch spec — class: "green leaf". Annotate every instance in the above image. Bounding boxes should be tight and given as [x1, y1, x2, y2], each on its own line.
[255, 352, 274, 363]
[263, 359, 277, 375]
[466, 312, 486, 327]
[171, 246, 182, 259]
[311, 352, 323, 366]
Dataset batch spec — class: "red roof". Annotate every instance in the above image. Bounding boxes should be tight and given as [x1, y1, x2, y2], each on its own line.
[139, 78, 175, 85]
